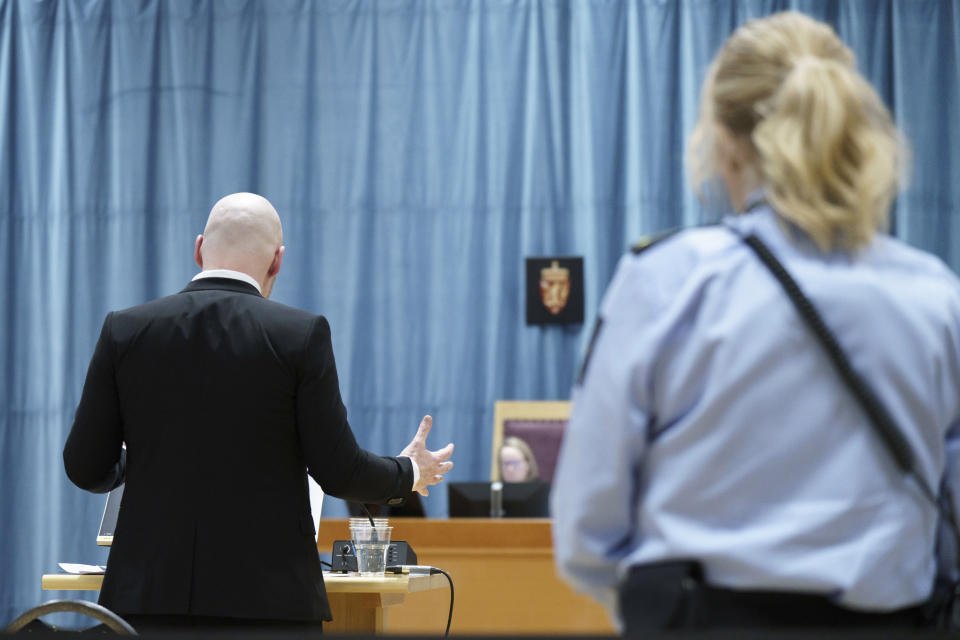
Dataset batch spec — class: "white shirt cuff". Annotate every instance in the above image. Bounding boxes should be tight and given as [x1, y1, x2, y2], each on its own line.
[401, 455, 419, 490]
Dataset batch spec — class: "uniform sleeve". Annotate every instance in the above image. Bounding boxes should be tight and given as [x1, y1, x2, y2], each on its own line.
[940, 276, 960, 578]
[551, 255, 663, 619]
[63, 313, 126, 493]
[940, 422, 960, 580]
[937, 273, 960, 578]
[296, 316, 413, 503]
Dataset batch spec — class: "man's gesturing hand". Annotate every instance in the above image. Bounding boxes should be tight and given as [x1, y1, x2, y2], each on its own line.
[400, 415, 454, 496]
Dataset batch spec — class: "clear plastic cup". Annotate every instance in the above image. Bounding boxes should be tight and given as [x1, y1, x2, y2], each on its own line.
[349, 522, 393, 576]
[349, 517, 389, 527]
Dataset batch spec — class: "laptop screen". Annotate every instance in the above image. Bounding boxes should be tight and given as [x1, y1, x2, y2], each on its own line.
[97, 484, 124, 546]
[448, 480, 550, 518]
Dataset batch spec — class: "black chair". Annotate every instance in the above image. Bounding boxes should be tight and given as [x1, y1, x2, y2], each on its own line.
[5, 600, 136, 634]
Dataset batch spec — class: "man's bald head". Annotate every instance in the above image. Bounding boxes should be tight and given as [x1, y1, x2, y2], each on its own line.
[194, 193, 285, 297]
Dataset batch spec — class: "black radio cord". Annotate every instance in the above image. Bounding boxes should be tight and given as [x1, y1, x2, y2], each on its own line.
[742, 232, 960, 554]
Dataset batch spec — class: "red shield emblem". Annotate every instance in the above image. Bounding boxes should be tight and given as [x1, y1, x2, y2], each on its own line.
[539, 261, 571, 315]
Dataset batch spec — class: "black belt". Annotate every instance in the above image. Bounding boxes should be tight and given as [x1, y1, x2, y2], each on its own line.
[619, 561, 925, 632]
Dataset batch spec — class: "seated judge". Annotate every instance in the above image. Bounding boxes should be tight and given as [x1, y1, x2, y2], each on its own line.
[498, 436, 539, 482]
[63, 192, 454, 630]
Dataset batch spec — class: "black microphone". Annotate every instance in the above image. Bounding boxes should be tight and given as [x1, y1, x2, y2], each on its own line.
[358, 502, 378, 543]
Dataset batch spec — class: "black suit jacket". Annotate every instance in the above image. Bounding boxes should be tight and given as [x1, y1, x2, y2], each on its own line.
[63, 278, 413, 621]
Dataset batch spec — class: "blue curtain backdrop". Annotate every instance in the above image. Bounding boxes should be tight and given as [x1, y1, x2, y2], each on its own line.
[1, 0, 958, 626]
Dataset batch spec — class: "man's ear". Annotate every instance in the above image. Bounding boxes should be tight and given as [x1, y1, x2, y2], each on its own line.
[194, 235, 204, 269]
[267, 245, 285, 278]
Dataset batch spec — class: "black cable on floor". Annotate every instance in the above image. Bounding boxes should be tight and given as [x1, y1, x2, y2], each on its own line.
[435, 567, 454, 637]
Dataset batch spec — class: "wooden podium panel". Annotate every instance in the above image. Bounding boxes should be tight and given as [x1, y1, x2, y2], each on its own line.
[317, 518, 615, 635]
[41, 571, 445, 634]
[322, 573, 446, 633]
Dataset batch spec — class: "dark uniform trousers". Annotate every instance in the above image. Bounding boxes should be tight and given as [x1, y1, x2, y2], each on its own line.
[618, 561, 926, 633]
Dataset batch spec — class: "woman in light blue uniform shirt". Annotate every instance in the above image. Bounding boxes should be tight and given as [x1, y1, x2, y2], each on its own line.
[552, 11, 960, 632]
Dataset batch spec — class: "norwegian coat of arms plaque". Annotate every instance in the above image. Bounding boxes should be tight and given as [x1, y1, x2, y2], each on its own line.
[525, 256, 584, 325]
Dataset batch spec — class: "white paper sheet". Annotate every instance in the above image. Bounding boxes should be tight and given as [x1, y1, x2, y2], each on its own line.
[58, 562, 106, 574]
[308, 475, 324, 539]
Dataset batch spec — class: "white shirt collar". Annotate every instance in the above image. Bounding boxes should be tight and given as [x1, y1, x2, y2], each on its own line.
[192, 269, 263, 295]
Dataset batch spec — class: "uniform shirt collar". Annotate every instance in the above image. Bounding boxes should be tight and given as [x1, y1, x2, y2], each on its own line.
[742, 189, 767, 214]
[192, 269, 263, 295]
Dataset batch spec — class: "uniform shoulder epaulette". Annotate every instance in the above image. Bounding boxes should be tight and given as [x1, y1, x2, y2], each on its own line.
[630, 222, 722, 256]
[630, 227, 685, 255]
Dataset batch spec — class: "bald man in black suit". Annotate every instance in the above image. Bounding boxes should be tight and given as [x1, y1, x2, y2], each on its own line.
[63, 192, 454, 630]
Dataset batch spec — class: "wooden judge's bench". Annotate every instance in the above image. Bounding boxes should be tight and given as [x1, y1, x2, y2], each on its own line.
[316, 518, 615, 635]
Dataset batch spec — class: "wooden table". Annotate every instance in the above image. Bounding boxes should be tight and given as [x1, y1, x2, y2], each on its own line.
[41, 571, 446, 633]
[317, 518, 615, 635]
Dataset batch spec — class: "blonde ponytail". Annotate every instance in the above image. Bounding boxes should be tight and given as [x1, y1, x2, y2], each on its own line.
[689, 12, 905, 252]
[755, 56, 900, 251]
